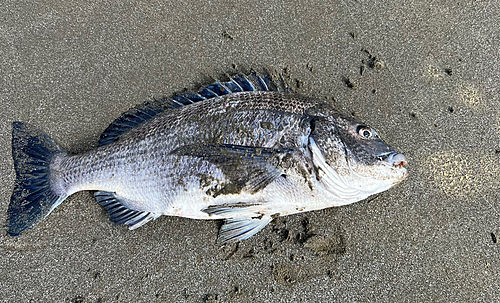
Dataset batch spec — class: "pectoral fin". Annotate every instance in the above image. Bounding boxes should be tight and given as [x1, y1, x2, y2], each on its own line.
[171, 144, 293, 194]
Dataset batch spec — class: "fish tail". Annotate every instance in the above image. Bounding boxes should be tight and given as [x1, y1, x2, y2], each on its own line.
[7, 122, 68, 236]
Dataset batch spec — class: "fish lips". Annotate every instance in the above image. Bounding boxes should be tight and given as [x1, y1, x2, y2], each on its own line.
[358, 139, 407, 168]
[348, 141, 407, 172]
[378, 152, 407, 168]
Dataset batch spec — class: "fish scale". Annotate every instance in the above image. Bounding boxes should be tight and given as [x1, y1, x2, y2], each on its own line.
[7, 73, 407, 243]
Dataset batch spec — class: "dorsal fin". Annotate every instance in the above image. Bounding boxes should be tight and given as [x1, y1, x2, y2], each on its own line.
[98, 72, 290, 146]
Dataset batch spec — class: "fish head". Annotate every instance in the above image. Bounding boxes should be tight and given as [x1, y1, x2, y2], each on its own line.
[308, 111, 407, 202]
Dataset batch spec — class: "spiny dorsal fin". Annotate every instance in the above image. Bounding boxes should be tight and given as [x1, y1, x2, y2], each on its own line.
[98, 72, 290, 146]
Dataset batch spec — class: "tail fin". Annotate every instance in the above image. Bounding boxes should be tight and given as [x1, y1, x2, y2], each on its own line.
[7, 122, 67, 236]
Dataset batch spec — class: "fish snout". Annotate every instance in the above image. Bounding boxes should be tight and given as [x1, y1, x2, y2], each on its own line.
[385, 153, 407, 167]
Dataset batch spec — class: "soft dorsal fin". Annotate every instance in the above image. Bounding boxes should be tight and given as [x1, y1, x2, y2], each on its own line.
[98, 72, 290, 146]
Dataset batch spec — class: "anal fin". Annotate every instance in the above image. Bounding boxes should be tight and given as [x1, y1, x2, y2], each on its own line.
[218, 216, 272, 244]
[94, 191, 158, 230]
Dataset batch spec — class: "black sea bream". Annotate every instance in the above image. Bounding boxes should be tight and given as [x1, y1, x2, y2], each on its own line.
[7, 73, 407, 243]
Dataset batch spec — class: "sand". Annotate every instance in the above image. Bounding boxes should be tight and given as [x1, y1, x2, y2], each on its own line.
[1, 0, 500, 302]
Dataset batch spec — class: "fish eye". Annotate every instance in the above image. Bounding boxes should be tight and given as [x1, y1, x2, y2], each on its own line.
[356, 125, 373, 138]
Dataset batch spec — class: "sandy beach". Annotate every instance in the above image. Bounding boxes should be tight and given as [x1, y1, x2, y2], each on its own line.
[1, 0, 499, 302]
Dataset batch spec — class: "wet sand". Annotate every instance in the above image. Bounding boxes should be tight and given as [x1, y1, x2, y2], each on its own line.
[1, 0, 500, 302]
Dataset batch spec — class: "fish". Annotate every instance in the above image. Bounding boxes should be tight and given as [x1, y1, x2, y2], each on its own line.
[7, 72, 407, 243]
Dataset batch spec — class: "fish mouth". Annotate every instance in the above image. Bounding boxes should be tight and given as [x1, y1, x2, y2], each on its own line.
[379, 152, 407, 168]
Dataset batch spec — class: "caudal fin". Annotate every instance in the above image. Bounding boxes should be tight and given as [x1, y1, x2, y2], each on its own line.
[7, 122, 67, 236]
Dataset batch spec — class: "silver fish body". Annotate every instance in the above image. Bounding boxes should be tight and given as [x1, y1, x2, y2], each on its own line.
[8, 74, 407, 243]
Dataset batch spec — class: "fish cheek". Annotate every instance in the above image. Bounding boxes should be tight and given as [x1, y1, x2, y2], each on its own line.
[320, 136, 348, 167]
